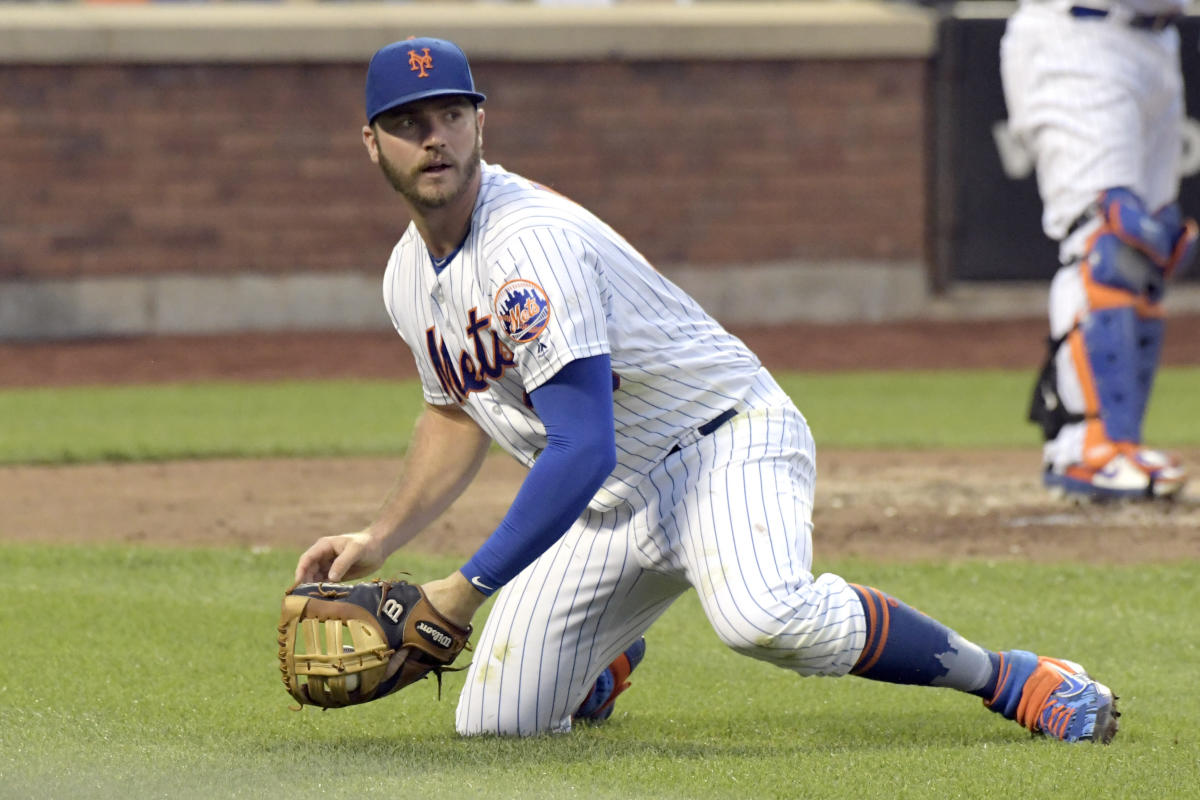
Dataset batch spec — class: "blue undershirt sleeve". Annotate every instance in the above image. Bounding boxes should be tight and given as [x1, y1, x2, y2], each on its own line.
[459, 354, 617, 595]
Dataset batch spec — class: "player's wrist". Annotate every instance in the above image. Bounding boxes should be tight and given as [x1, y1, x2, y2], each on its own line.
[421, 572, 487, 627]
[362, 522, 407, 560]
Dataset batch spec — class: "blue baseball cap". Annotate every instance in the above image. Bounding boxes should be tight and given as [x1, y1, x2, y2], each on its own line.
[365, 37, 486, 123]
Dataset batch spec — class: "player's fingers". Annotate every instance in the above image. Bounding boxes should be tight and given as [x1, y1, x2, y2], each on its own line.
[327, 542, 363, 583]
[294, 539, 338, 584]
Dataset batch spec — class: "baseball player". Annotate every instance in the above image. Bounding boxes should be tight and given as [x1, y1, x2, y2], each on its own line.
[293, 37, 1119, 742]
[1001, 1, 1197, 500]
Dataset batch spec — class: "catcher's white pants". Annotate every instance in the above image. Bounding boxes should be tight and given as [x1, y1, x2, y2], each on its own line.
[1044, 264, 1093, 470]
[454, 391, 867, 736]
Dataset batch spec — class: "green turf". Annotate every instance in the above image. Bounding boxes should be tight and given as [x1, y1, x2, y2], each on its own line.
[0, 544, 1195, 800]
[772, 367, 1200, 449]
[0, 380, 426, 464]
[2, 370, 1197, 798]
[2, 367, 1198, 464]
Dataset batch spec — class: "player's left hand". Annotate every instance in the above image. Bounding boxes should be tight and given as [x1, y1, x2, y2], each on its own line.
[294, 530, 385, 584]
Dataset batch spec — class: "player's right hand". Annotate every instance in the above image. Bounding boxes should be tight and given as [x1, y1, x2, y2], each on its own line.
[293, 530, 386, 584]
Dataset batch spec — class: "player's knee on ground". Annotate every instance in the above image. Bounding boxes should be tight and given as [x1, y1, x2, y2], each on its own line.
[454, 702, 574, 737]
[705, 573, 864, 677]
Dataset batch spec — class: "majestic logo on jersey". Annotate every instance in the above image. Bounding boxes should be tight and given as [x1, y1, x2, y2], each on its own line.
[425, 308, 516, 404]
[408, 48, 433, 79]
[494, 280, 551, 343]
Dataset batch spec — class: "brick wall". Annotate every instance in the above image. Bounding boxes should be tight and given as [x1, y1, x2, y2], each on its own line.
[0, 58, 927, 280]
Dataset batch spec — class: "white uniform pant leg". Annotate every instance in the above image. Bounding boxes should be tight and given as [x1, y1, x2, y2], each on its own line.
[1045, 264, 1089, 469]
[454, 506, 687, 737]
[1139, 26, 1185, 214]
[639, 404, 866, 677]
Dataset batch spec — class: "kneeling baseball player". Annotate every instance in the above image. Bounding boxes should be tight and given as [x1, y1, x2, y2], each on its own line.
[279, 37, 1119, 743]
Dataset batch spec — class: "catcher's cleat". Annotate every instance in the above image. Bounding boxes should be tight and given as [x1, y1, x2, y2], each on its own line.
[1043, 454, 1151, 501]
[1128, 447, 1187, 498]
[985, 650, 1119, 744]
[573, 637, 646, 723]
[1044, 449, 1186, 501]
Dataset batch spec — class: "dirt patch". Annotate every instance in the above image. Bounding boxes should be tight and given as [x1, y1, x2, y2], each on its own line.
[3, 317, 1199, 565]
[3, 450, 1197, 565]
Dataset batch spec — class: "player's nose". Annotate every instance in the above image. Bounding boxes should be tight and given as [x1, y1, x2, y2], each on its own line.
[420, 118, 453, 147]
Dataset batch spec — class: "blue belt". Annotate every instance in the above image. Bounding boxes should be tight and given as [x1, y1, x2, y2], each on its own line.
[667, 408, 738, 456]
[1069, 6, 1180, 31]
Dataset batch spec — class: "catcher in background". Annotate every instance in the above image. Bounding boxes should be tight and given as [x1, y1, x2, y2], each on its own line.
[283, 36, 1119, 743]
[1001, 0, 1197, 501]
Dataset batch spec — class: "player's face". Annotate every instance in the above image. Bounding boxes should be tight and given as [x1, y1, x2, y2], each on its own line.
[366, 97, 483, 211]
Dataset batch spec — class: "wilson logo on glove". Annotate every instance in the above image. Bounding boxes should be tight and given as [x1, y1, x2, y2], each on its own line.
[416, 620, 455, 649]
[277, 579, 472, 709]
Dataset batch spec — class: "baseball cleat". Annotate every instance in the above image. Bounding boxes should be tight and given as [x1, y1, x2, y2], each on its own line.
[1128, 447, 1187, 498]
[986, 650, 1119, 744]
[1042, 450, 1183, 501]
[573, 637, 646, 723]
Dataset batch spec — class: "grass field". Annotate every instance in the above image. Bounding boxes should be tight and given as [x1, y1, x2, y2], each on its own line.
[2, 369, 1198, 799]
[2, 368, 1199, 464]
[2, 546, 1197, 800]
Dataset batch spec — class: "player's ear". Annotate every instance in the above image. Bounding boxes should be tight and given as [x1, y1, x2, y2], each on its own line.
[363, 124, 380, 164]
[476, 107, 485, 144]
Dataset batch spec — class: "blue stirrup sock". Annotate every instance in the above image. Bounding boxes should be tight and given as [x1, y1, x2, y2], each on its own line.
[849, 584, 1002, 699]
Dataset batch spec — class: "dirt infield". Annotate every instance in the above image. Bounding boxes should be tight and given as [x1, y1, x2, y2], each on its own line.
[4, 317, 1199, 565]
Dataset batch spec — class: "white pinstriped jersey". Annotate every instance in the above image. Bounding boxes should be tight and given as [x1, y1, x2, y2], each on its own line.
[383, 161, 771, 510]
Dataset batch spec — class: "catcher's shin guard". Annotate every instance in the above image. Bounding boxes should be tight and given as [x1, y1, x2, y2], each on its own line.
[1133, 311, 1165, 433]
[1092, 188, 1197, 294]
[1061, 189, 1184, 461]
[1148, 200, 1198, 281]
[1076, 301, 1142, 450]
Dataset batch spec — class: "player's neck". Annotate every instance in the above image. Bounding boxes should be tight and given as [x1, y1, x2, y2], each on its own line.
[411, 175, 480, 259]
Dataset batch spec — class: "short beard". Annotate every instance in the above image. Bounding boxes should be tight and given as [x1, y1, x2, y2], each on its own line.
[377, 136, 482, 211]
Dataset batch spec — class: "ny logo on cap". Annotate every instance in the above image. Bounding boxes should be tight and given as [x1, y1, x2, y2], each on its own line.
[408, 48, 433, 78]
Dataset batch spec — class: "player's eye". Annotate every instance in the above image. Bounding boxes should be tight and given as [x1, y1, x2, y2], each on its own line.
[380, 115, 417, 134]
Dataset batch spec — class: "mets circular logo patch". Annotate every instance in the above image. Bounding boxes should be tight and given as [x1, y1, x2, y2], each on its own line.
[494, 279, 551, 343]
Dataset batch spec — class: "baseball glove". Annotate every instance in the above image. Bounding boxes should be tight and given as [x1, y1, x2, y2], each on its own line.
[276, 579, 471, 709]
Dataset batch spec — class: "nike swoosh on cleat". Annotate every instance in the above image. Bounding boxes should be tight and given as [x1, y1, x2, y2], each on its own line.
[1053, 674, 1089, 699]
